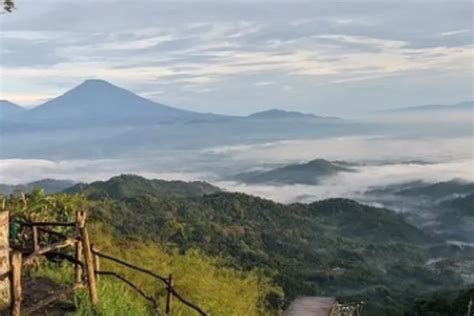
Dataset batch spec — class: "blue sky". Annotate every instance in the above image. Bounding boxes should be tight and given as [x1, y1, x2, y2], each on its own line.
[0, 0, 472, 116]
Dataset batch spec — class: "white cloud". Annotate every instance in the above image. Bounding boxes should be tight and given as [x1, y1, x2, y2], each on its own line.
[216, 158, 474, 203]
[0, 158, 208, 185]
[254, 81, 274, 86]
[0, 31, 65, 41]
[0, 134, 472, 205]
[202, 136, 474, 164]
[440, 29, 470, 36]
[313, 34, 407, 49]
[1, 3, 472, 111]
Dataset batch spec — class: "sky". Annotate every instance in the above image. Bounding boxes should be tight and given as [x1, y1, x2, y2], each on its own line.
[0, 0, 473, 116]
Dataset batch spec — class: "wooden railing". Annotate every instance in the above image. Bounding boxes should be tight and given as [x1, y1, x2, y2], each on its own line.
[1, 210, 208, 316]
[91, 248, 208, 315]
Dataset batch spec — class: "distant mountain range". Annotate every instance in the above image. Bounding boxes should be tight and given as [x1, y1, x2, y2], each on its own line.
[246, 109, 338, 121]
[1, 79, 471, 159]
[232, 159, 353, 185]
[0, 179, 76, 195]
[0, 79, 362, 159]
[1, 79, 337, 129]
[388, 101, 474, 113]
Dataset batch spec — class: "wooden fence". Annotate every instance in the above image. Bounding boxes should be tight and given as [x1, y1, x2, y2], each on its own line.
[0, 210, 9, 311]
[0, 210, 208, 316]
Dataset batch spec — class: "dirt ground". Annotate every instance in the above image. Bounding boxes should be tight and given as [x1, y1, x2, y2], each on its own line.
[22, 277, 76, 316]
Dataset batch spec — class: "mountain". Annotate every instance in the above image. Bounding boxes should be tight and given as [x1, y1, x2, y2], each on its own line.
[441, 192, 474, 213]
[0, 100, 25, 119]
[362, 179, 474, 243]
[70, 174, 459, 315]
[395, 180, 474, 199]
[0, 179, 76, 195]
[0, 79, 367, 159]
[247, 109, 337, 120]
[233, 159, 353, 185]
[389, 101, 474, 113]
[20, 79, 227, 128]
[65, 174, 220, 199]
[436, 193, 474, 242]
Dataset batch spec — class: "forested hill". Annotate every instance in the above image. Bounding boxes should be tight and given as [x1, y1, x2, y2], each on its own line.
[232, 159, 353, 185]
[65, 174, 220, 199]
[65, 175, 462, 315]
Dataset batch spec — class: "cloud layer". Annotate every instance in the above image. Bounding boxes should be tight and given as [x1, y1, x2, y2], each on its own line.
[0, 1, 472, 116]
[1, 135, 472, 205]
[216, 158, 474, 203]
[203, 136, 474, 164]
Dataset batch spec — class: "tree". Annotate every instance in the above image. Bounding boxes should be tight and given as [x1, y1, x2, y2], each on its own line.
[3, 0, 14, 12]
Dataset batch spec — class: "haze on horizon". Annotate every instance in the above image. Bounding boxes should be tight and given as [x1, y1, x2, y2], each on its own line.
[0, 0, 472, 117]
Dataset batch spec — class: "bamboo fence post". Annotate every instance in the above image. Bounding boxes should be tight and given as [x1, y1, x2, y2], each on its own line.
[32, 226, 39, 252]
[10, 251, 21, 316]
[0, 210, 9, 313]
[78, 211, 98, 304]
[91, 245, 100, 281]
[74, 211, 84, 285]
[165, 274, 173, 316]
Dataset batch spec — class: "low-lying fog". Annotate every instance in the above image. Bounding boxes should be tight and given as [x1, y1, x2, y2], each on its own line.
[1, 135, 472, 204]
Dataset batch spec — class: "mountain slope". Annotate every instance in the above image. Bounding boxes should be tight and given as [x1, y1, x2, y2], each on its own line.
[22, 79, 227, 127]
[0, 100, 25, 119]
[233, 159, 353, 185]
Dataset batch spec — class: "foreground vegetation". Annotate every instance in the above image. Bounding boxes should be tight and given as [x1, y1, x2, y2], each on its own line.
[4, 175, 472, 315]
[7, 189, 280, 315]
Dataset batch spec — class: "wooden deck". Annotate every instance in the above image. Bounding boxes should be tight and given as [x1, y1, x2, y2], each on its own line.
[283, 297, 336, 316]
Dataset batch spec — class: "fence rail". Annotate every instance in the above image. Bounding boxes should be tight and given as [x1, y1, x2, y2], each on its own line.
[23, 238, 76, 266]
[19, 221, 76, 227]
[91, 247, 208, 315]
[1, 210, 208, 316]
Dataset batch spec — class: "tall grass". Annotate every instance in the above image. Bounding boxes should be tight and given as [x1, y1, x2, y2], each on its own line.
[70, 280, 151, 316]
[31, 261, 151, 315]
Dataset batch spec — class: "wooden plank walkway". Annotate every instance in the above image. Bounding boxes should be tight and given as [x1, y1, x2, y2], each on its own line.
[283, 297, 336, 316]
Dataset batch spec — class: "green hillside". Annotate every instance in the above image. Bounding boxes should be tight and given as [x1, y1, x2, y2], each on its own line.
[4, 176, 465, 315]
[65, 174, 220, 199]
[70, 175, 461, 314]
